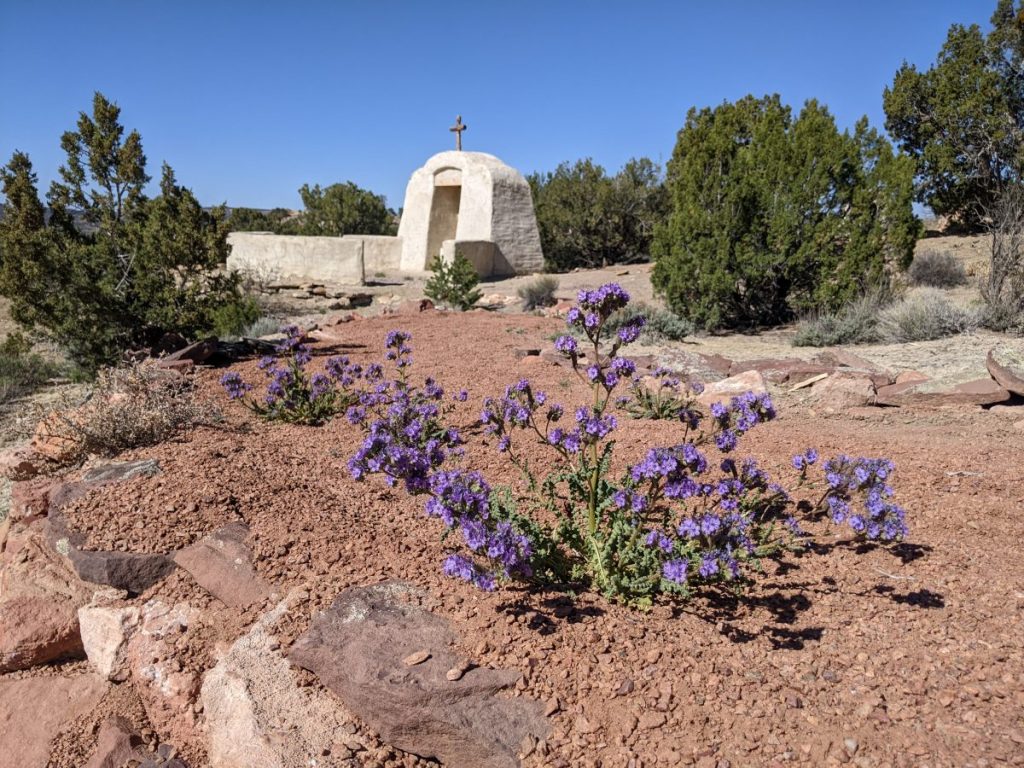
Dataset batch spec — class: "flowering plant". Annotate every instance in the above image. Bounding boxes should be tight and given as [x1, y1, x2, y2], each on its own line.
[346, 285, 908, 605]
[346, 331, 533, 589]
[220, 325, 363, 425]
[617, 366, 705, 421]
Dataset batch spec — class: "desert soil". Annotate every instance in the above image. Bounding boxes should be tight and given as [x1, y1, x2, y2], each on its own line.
[38, 308, 1024, 767]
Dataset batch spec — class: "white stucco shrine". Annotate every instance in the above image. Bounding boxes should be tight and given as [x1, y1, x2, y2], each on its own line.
[396, 150, 544, 276]
[226, 121, 544, 284]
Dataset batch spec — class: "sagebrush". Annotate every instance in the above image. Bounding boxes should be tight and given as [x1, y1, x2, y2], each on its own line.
[877, 290, 980, 342]
[44, 361, 216, 463]
[908, 250, 968, 288]
[517, 276, 559, 310]
[793, 291, 888, 347]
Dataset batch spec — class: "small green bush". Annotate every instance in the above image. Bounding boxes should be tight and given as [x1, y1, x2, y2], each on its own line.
[908, 250, 968, 288]
[792, 291, 888, 347]
[210, 297, 261, 339]
[877, 289, 979, 342]
[424, 252, 482, 311]
[240, 316, 284, 339]
[517, 276, 559, 310]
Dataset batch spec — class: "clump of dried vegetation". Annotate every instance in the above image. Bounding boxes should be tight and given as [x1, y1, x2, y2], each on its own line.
[39, 361, 218, 464]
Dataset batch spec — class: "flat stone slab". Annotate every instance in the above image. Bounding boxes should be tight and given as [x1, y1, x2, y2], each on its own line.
[0, 673, 108, 768]
[876, 377, 1011, 407]
[173, 522, 271, 609]
[987, 345, 1024, 397]
[46, 510, 175, 596]
[289, 582, 548, 768]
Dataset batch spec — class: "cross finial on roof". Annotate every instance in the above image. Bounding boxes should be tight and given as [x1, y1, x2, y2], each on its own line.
[449, 115, 467, 151]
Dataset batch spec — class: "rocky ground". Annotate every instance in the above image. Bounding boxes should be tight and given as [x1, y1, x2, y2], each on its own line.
[1, 304, 1023, 768]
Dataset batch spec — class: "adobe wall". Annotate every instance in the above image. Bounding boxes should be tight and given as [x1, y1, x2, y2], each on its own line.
[226, 232, 368, 285]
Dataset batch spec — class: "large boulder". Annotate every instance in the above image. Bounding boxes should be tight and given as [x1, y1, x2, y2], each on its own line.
[696, 370, 768, 409]
[201, 592, 351, 767]
[173, 522, 271, 610]
[0, 673, 108, 768]
[0, 529, 93, 672]
[289, 582, 548, 768]
[987, 345, 1024, 397]
[808, 374, 877, 412]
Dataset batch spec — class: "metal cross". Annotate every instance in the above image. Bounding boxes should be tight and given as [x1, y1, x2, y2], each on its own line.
[449, 115, 467, 151]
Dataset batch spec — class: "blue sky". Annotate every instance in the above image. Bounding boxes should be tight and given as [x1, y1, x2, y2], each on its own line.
[0, 1, 998, 210]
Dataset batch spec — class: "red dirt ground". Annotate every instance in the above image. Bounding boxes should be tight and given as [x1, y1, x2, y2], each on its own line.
[61, 310, 1024, 767]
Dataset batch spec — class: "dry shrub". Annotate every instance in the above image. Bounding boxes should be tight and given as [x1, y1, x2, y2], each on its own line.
[792, 290, 888, 347]
[518, 276, 560, 310]
[982, 189, 1024, 333]
[39, 361, 218, 463]
[908, 249, 968, 288]
[877, 289, 980, 343]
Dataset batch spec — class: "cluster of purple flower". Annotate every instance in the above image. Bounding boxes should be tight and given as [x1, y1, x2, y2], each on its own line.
[425, 470, 532, 589]
[557, 283, 641, 354]
[347, 376, 461, 493]
[347, 332, 530, 589]
[219, 325, 364, 424]
[220, 371, 250, 400]
[821, 455, 908, 541]
[341, 284, 911, 604]
[707, 391, 777, 452]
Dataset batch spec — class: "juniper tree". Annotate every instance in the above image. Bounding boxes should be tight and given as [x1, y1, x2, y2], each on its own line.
[0, 92, 255, 370]
[883, 0, 1023, 227]
[652, 95, 916, 330]
[296, 181, 397, 236]
[527, 157, 667, 271]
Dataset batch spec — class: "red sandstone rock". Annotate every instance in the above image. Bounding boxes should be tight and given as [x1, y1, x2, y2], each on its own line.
[696, 370, 768, 408]
[876, 378, 1011, 407]
[0, 673, 108, 768]
[987, 346, 1024, 397]
[160, 337, 217, 365]
[0, 530, 93, 672]
[809, 375, 877, 412]
[895, 370, 929, 385]
[8, 478, 52, 523]
[290, 582, 548, 768]
[127, 600, 202, 747]
[0, 445, 41, 480]
[393, 298, 435, 314]
[173, 522, 271, 609]
[83, 716, 146, 768]
[698, 353, 734, 377]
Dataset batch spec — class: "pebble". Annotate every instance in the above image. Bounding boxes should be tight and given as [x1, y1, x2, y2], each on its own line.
[402, 650, 430, 666]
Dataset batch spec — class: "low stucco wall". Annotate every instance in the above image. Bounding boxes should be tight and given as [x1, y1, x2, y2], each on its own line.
[344, 235, 403, 274]
[226, 232, 367, 285]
